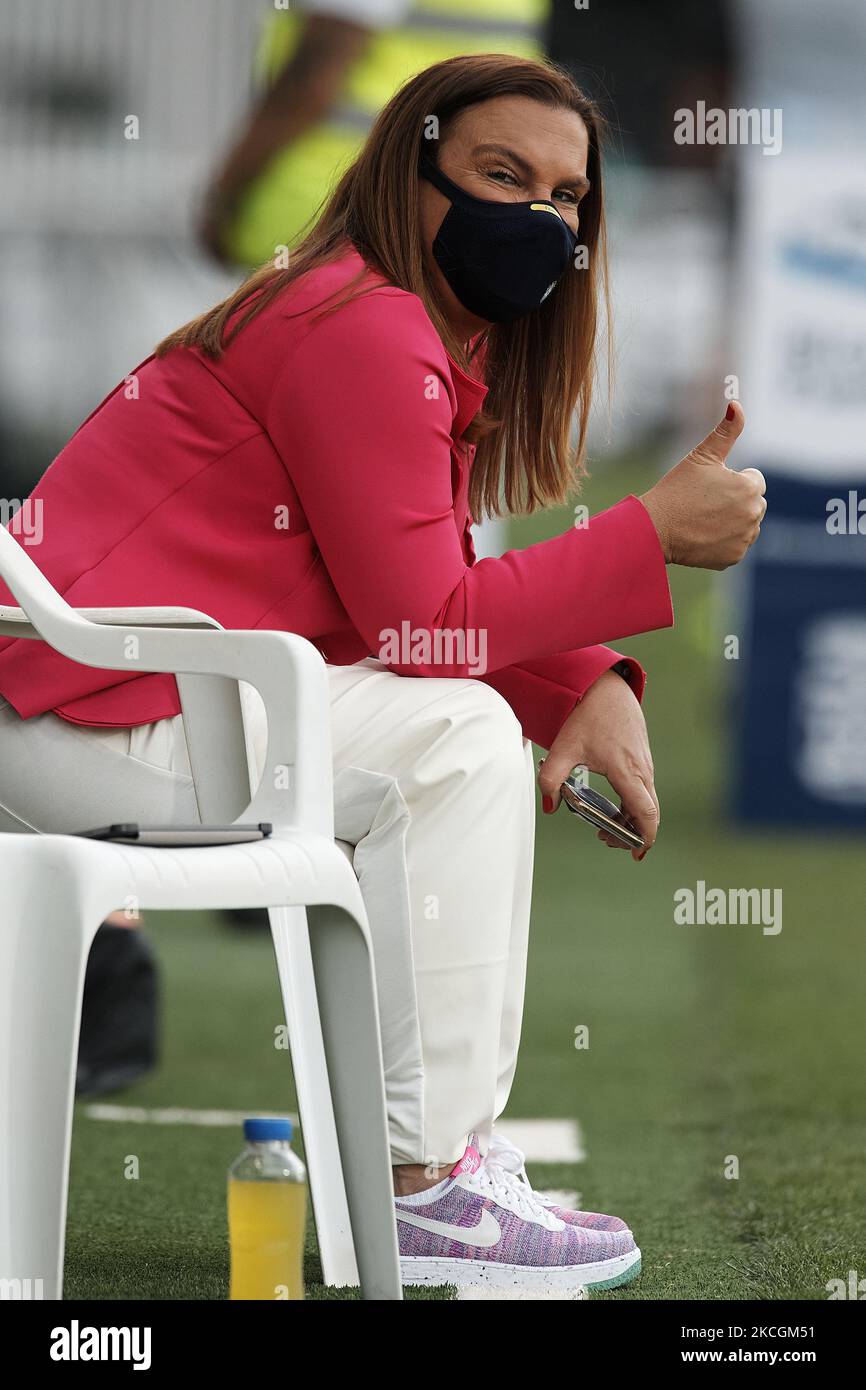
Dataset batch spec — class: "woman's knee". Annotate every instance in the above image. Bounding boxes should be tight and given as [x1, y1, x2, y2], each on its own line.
[435, 680, 528, 789]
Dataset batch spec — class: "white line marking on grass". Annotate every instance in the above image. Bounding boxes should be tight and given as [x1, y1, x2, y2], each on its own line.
[536, 1188, 582, 1208]
[496, 1118, 586, 1164]
[83, 1108, 585, 1182]
[83, 1104, 299, 1128]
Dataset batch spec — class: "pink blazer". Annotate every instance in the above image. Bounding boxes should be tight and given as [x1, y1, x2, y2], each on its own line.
[0, 246, 673, 750]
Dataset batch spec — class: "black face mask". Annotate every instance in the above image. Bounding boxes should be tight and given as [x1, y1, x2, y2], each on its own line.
[419, 152, 579, 324]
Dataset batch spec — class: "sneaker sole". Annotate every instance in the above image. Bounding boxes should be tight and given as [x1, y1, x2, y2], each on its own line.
[400, 1245, 641, 1294]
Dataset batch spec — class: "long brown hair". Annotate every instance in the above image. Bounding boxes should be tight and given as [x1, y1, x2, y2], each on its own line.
[157, 54, 610, 518]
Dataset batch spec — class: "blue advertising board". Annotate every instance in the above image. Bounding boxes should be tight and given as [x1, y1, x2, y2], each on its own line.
[733, 473, 866, 826]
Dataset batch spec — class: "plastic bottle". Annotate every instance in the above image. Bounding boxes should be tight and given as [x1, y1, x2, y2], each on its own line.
[228, 1116, 306, 1300]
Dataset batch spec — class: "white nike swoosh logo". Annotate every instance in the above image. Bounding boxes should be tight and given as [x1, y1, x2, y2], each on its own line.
[395, 1207, 501, 1249]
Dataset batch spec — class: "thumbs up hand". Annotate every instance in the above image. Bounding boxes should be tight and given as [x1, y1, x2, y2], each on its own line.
[639, 402, 767, 570]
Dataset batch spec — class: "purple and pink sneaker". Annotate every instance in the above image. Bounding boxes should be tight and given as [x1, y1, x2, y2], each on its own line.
[395, 1142, 641, 1294]
[486, 1131, 633, 1234]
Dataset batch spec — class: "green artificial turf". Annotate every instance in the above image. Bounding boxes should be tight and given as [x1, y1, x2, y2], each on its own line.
[64, 455, 866, 1301]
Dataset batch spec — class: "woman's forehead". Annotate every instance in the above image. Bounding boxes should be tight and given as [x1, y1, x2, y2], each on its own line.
[444, 98, 590, 180]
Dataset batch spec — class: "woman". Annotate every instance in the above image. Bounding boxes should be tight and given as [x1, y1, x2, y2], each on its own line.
[0, 55, 765, 1294]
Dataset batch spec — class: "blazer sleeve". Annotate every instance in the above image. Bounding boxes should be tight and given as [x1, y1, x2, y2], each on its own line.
[266, 288, 674, 688]
[459, 517, 648, 749]
[480, 648, 646, 752]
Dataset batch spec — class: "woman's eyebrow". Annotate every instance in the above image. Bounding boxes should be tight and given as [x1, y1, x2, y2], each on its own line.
[471, 142, 591, 194]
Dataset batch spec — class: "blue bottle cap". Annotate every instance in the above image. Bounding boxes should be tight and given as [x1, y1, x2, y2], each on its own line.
[243, 1116, 293, 1143]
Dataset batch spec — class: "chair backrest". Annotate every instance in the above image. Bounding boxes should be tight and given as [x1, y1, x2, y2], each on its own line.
[0, 521, 253, 823]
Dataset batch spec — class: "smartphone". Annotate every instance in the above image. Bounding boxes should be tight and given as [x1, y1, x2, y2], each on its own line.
[559, 776, 644, 851]
[78, 823, 273, 847]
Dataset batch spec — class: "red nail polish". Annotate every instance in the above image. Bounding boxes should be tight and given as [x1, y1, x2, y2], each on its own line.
[542, 795, 553, 814]
[725, 403, 736, 421]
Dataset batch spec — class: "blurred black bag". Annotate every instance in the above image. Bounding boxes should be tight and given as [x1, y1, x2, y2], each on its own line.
[75, 923, 160, 1097]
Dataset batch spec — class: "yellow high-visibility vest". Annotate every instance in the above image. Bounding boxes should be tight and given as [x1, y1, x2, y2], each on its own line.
[226, 0, 546, 266]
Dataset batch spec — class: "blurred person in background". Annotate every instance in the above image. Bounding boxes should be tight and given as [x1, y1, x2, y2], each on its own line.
[0, 54, 766, 1293]
[201, 0, 547, 266]
[549, 0, 730, 167]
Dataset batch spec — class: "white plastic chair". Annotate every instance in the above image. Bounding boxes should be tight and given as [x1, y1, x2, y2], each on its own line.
[0, 522, 401, 1300]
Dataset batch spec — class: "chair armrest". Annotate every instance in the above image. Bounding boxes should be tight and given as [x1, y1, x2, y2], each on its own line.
[0, 524, 333, 835]
[0, 601, 332, 837]
[0, 604, 224, 639]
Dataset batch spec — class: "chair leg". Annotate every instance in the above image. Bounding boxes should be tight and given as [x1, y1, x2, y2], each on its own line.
[267, 905, 359, 1287]
[0, 850, 101, 1300]
[307, 902, 402, 1301]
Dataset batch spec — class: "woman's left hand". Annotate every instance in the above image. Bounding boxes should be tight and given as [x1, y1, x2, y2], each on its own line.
[537, 668, 659, 862]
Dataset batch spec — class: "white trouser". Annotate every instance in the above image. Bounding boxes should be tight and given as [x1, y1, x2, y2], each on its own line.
[0, 659, 536, 1165]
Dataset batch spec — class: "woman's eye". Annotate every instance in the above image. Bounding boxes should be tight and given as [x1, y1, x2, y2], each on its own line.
[553, 189, 580, 206]
[484, 166, 519, 185]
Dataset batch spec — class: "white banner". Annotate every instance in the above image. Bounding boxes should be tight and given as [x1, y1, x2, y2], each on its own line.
[734, 0, 866, 479]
